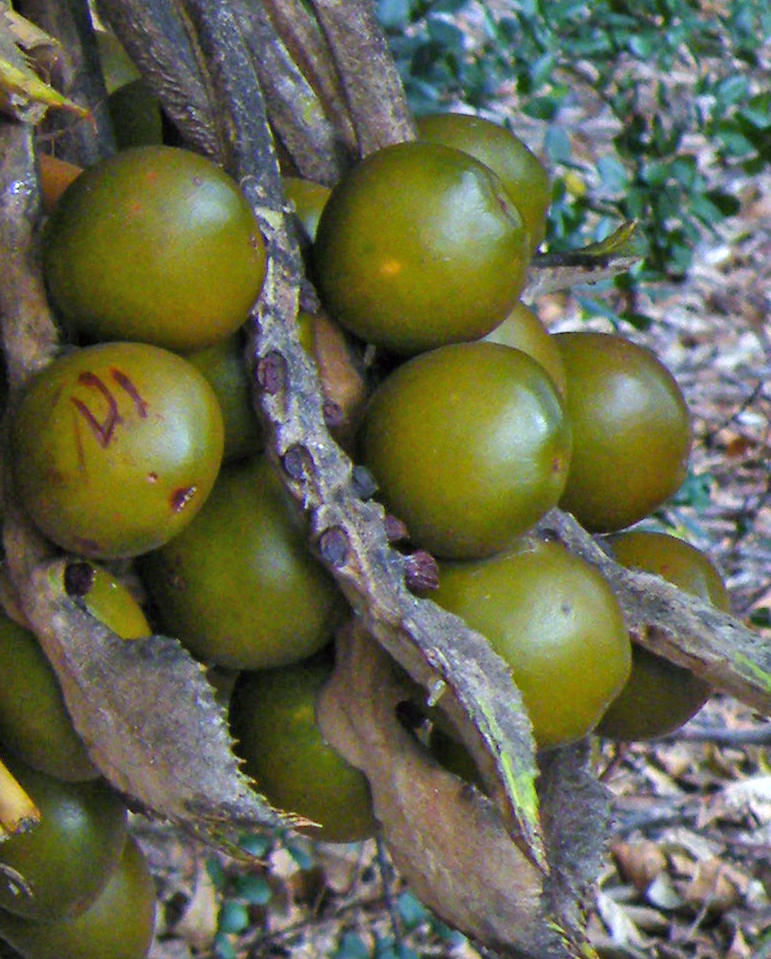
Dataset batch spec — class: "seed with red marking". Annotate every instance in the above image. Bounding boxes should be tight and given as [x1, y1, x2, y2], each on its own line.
[9, 341, 224, 559]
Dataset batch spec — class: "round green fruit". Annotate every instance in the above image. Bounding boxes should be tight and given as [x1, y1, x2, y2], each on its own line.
[359, 341, 571, 559]
[0, 836, 157, 959]
[10, 341, 224, 559]
[0, 758, 128, 921]
[186, 335, 263, 463]
[0, 609, 97, 782]
[139, 456, 345, 670]
[74, 562, 152, 640]
[483, 301, 566, 396]
[230, 658, 377, 843]
[283, 176, 331, 245]
[555, 331, 692, 532]
[107, 80, 164, 151]
[597, 530, 729, 741]
[96, 27, 162, 149]
[314, 141, 529, 354]
[416, 111, 551, 252]
[0, 564, 147, 782]
[43, 145, 266, 352]
[433, 539, 631, 750]
[94, 31, 140, 94]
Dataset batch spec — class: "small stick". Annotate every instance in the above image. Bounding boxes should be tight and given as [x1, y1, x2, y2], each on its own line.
[0, 756, 39, 839]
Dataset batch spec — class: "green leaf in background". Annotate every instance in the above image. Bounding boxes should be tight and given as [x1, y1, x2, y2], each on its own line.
[234, 873, 272, 905]
[379, 0, 769, 290]
[335, 932, 371, 959]
[218, 900, 250, 934]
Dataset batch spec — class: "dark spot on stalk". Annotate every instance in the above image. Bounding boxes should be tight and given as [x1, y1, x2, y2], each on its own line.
[322, 398, 344, 428]
[384, 514, 410, 544]
[282, 444, 310, 480]
[405, 551, 440, 593]
[318, 526, 348, 567]
[256, 352, 286, 394]
[351, 465, 378, 500]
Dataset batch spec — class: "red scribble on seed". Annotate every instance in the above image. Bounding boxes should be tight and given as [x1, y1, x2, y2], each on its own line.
[171, 486, 197, 512]
[111, 369, 149, 417]
[71, 372, 123, 448]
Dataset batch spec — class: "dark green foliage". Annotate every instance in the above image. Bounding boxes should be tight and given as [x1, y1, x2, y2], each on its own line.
[377, 0, 770, 292]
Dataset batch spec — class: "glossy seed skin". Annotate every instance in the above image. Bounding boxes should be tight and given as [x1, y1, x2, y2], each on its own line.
[43, 145, 266, 352]
[416, 111, 551, 252]
[140, 456, 345, 670]
[359, 341, 572, 559]
[0, 759, 128, 921]
[433, 539, 632, 751]
[0, 836, 157, 959]
[10, 342, 224, 559]
[314, 141, 529, 354]
[230, 659, 378, 843]
[555, 331, 692, 532]
[597, 531, 729, 741]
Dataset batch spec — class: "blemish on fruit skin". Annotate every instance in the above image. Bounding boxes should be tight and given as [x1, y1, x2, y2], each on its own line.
[171, 486, 197, 512]
[72, 413, 86, 469]
[379, 259, 402, 276]
[64, 561, 95, 598]
[71, 370, 150, 447]
[44, 465, 67, 486]
[147, 472, 158, 483]
[71, 535, 102, 556]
